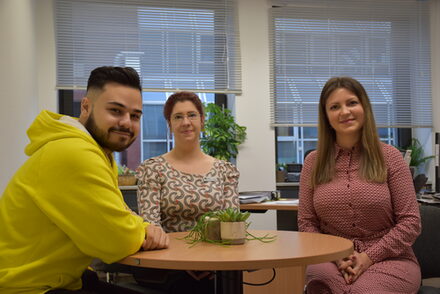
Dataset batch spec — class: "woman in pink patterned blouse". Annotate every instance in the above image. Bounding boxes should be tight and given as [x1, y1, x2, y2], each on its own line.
[135, 91, 240, 293]
[298, 77, 421, 294]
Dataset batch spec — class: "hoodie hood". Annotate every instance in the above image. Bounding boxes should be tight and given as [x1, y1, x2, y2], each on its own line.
[25, 110, 96, 156]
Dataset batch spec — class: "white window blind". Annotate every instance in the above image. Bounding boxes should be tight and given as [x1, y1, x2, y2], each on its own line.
[270, 0, 432, 128]
[55, 0, 241, 94]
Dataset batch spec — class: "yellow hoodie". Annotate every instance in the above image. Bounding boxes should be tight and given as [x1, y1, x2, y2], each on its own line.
[0, 110, 147, 294]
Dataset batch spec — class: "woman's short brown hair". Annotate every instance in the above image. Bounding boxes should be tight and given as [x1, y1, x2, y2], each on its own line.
[163, 91, 204, 122]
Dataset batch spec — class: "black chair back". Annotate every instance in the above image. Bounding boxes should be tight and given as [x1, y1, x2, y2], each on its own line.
[413, 205, 440, 279]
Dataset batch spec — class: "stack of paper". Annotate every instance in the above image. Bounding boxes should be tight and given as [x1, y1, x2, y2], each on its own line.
[239, 191, 273, 204]
[417, 193, 440, 205]
[262, 199, 299, 205]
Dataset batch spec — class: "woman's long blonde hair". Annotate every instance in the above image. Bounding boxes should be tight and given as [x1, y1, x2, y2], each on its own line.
[311, 77, 387, 187]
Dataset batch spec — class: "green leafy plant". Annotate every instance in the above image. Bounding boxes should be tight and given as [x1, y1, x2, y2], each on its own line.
[181, 208, 276, 246]
[181, 212, 228, 246]
[117, 165, 136, 176]
[201, 103, 247, 161]
[405, 138, 434, 169]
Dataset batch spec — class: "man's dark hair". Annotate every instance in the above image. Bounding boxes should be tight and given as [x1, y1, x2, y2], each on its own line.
[86, 66, 142, 93]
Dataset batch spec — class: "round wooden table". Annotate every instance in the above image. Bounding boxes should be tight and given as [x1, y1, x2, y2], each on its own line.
[119, 230, 353, 294]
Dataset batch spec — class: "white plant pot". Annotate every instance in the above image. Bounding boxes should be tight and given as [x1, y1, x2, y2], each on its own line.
[220, 221, 246, 245]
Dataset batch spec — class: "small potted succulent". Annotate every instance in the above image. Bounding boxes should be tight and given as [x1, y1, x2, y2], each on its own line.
[217, 208, 250, 245]
[117, 165, 137, 186]
[182, 208, 275, 246]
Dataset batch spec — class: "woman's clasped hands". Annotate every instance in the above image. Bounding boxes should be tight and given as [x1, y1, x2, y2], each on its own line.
[336, 251, 373, 284]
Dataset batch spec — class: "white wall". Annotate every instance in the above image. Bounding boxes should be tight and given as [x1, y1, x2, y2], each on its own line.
[430, 0, 440, 189]
[235, 0, 277, 229]
[0, 0, 38, 192]
[35, 0, 57, 112]
[0, 0, 55, 193]
[431, 0, 440, 131]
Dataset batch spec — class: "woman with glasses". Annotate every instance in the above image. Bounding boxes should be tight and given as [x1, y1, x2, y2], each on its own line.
[134, 91, 239, 293]
[298, 77, 421, 294]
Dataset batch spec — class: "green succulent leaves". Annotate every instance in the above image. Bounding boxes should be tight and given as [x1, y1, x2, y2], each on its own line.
[216, 207, 251, 222]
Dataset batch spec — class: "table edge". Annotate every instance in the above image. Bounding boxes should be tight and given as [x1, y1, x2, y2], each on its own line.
[119, 230, 353, 271]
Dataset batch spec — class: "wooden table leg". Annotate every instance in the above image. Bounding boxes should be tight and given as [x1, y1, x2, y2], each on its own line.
[243, 266, 306, 294]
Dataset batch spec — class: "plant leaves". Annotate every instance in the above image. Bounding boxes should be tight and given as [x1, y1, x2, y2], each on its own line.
[201, 103, 247, 161]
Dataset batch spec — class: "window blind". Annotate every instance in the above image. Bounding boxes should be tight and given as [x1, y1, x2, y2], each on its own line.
[55, 0, 241, 94]
[269, 0, 432, 128]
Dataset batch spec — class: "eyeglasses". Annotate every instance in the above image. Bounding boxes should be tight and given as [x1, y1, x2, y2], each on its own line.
[171, 112, 200, 123]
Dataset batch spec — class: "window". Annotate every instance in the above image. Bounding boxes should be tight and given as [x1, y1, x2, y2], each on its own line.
[270, 0, 432, 165]
[276, 127, 399, 164]
[56, 0, 241, 167]
[55, 0, 241, 93]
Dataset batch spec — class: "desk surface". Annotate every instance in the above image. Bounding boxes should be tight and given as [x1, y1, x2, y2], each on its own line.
[119, 185, 137, 191]
[240, 200, 298, 211]
[118, 230, 353, 271]
[417, 194, 440, 205]
[276, 182, 300, 187]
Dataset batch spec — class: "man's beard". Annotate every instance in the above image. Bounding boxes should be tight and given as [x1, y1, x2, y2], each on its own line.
[84, 112, 136, 152]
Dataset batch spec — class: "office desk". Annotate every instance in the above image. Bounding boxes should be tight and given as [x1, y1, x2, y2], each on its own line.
[240, 200, 298, 211]
[118, 230, 353, 294]
[240, 200, 299, 231]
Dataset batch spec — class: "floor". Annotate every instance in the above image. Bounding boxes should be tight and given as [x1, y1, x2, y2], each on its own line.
[97, 269, 440, 292]
[97, 272, 165, 294]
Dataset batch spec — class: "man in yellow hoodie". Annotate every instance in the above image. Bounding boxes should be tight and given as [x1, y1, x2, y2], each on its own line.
[0, 66, 169, 294]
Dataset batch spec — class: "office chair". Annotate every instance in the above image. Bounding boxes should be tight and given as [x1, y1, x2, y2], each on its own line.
[413, 205, 440, 294]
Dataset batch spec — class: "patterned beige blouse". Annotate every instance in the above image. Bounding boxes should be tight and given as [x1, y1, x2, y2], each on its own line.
[136, 156, 240, 233]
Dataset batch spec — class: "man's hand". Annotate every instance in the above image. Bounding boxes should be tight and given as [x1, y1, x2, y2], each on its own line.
[142, 225, 169, 250]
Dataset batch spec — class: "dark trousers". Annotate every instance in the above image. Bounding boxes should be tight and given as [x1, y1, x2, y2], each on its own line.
[91, 262, 214, 294]
[46, 270, 143, 294]
[133, 269, 215, 294]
